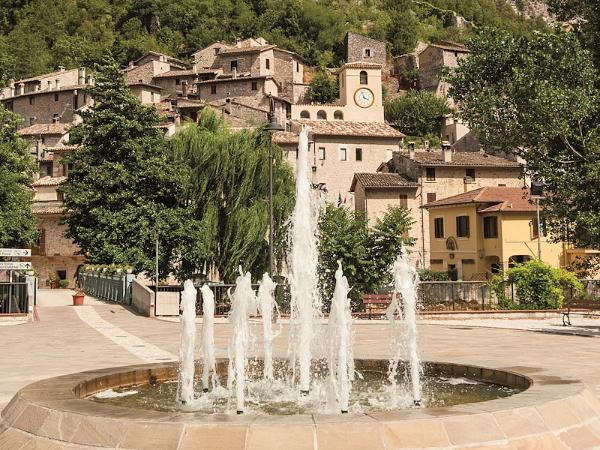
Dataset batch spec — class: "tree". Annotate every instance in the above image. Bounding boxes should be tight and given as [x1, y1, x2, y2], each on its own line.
[384, 90, 452, 142]
[170, 110, 295, 282]
[0, 105, 37, 248]
[61, 52, 202, 279]
[446, 28, 600, 252]
[317, 205, 414, 310]
[306, 70, 339, 104]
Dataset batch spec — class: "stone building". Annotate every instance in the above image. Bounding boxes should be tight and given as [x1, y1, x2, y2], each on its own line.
[354, 147, 524, 268]
[345, 31, 387, 66]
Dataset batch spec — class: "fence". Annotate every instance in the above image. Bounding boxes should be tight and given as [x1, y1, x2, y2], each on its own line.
[79, 272, 135, 305]
[0, 272, 30, 314]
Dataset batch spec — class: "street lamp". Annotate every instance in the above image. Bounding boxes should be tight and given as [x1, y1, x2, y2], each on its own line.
[264, 94, 284, 276]
[530, 181, 545, 260]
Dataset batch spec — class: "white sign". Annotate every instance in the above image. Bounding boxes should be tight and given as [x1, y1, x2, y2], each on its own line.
[0, 261, 32, 270]
[0, 248, 31, 257]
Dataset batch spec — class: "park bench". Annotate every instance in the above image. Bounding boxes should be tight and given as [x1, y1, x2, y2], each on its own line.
[361, 293, 393, 319]
[562, 298, 600, 326]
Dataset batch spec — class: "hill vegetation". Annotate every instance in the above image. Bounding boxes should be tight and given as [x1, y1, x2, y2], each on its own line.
[0, 0, 548, 83]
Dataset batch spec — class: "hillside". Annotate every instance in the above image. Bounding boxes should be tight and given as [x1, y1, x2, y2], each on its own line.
[0, 0, 550, 84]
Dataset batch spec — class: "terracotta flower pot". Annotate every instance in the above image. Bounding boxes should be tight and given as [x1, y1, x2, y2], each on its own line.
[72, 293, 84, 306]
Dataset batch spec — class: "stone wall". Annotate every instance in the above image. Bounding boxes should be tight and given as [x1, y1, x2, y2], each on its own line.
[132, 279, 155, 317]
[346, 32, 387, 66]
[6, 89, 87, 127]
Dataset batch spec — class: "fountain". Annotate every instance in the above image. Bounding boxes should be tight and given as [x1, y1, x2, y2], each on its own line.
[200, 284, 216, 392]
[257, 273, 279, 380]
[177, 280, 196, 405]
[289, 126, 320, 395]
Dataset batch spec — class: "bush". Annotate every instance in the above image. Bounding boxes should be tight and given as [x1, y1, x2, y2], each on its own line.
[384, 90, 452, 138]
[418, 269, 449, 281]
[306, 71, 339, 104]
[490, 260, 583, 310]
[58, 279, 70, 289]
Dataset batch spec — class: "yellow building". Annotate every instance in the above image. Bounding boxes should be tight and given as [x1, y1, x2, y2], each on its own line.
[424, 187, 589, 281]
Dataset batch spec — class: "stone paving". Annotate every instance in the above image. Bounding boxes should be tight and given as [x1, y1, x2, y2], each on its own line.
[1, 292, 600, 448]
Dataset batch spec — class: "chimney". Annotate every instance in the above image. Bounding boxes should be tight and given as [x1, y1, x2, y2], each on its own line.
[17, 82, 24, 95]
[181, 80, 188, 97]
[192, 63, 197, 74]
[8, 79, 14, 97]
[78, 67, 85, 85]
[47, 80, 52, 90]
[442, 141, 452, 162]
[128, 61, 134, 69]
[408, 142, 415, 160]
[55, 79, 61, 90]
[233, 67, 237, 79]
[52, 116, 59, 123]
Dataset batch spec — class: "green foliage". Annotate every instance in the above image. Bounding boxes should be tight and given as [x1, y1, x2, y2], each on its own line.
[490, 259, 583, 310]
[318, 205, 414, 310]
[170, 109, 295, 282]
[61, 52, 201, 279]
[385, 90, 452, 139]
[306, 71, 339, 104]
[447, 28, 600, 251]
[0, 0, 549, 82]
[0, 105, 37, 247]
[418, 269, 449, 281]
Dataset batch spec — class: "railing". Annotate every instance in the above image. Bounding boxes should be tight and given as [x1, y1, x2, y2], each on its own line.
[0, 281, 29, 314]
[78, 272, 135, 305]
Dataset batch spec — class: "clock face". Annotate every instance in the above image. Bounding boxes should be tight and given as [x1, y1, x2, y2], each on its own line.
[354, 88, 374, 108]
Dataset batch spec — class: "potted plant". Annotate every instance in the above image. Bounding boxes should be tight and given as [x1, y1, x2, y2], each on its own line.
[58, 279, 70, 289]
[72, 288, 85, 306]
[49, 272, 58, 289]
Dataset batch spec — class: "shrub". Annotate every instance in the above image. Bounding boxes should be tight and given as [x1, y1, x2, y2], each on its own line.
[306, 71, 339, 104]
[490, 260, 583, 310]
[384, 90, 452, 138]
[58, 279, 70, 289]
[418, 269, 449, 281]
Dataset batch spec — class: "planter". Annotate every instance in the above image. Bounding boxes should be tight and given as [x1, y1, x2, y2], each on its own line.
[72, 293, 84, 306]
[50, 281, 58, 289]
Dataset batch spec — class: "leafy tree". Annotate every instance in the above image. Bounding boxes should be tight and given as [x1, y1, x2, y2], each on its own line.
[318, 205, 414, 310]
[490, 259, 582, 310]
[61, 52, 202, 279]
[384, 90, 452, 140]
[0, 105, 37, 247]
[446, 28, 600, 251]
[306, 70, 339, 104]
[170, 109, 295, 282]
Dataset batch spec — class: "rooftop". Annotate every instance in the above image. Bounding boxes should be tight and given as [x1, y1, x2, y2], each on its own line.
[272, 131, 299, 145]
[397, 150, 521, 168]
[32, 176, 67, 187]
[132, 51, 189, 68]
[152, 69, 219, 78]
[335, 62, 383, 73]
[428, 41, 470, 53]
[350, 173, 418, 191]
[31, 201, 65, 215]
[425, 187, 536, 212]
[217, 45, 276, 55]
[293, 120, 405, 139]
[19, 123, 69, 136]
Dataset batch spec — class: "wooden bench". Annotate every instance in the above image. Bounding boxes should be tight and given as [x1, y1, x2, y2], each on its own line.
[361, 293, 393, 319]
[562, 298, 600, 326]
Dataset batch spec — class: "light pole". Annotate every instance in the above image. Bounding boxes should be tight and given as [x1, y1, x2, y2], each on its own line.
[531, 181, 545, 260]
[264, 94, 284, 276]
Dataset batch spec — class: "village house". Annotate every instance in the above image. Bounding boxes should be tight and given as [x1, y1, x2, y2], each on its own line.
[352, 147, 524, 268]
[424, 186, 595, 280]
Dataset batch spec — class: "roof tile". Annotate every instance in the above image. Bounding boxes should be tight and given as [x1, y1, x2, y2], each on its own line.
[293, 120, 404, 139]
[398, 150, 521, 167]
[425, 187, 536, 212]
[351, 173, 418, 190]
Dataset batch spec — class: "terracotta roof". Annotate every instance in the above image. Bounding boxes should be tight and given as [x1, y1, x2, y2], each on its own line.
[32, 176, 67, 187]
[19, 123, 69, 136]
[218, 45, 276, 55]
[294, 120, 404, 139]
[272, 131, 299, 145]
[153, 69, 217, 78]
[176, 98, 204, 108]
[337, 62, 383, 71]
[39, 153, 54, 162]
[397, 150, 521, 167]
[128, 82, 163, 90]
[31, 201, 65, 215]
[16, 68, 76, 84]
[425, 187, 536, 212]
[350, 173, 418, 191]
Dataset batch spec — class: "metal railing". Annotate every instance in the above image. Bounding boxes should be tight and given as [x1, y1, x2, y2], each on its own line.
[79, 272, 135, 305]
[0, 281, 29, 314]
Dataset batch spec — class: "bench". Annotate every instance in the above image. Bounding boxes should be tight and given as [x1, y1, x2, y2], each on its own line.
[361, 293, 393, 319]
[562, 298, 600, 326]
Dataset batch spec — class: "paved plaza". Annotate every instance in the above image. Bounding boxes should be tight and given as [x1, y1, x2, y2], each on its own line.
[2, 291, 600, 448]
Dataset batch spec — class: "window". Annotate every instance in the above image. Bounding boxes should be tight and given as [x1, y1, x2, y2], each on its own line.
[5, 101, 12, 111]
[210, 85, 217, 95]
[214, 47, 220, 55]
[456, 216, 470, 238]
[430, 259, 443, 265]
[427, 193, 437, 203]
[29, 117, 35, 125]
[434, 218, 444, 238]
[333, 110, 343, 120]
[462, 259, 475, 265]
[63, 163, 74, 177]
[29, 97, 34, 105]
[426, 167, 436, 181]
[230, 60, 238, 71]
[483, 216, 498, 239]
[531, 218, 546, 239]
[150, 92, 155, 103]
[466, 168, 476, 181]
[265, 58, 270, 69]
[53, 113, 59, 120]
[46, 165, 52, 176]
[300, 110, 310, 119]
[251, 81, 258, 91]
[359, 70, 368, 85]
[57, 270, 67, 281]
[296, 61, 300, 72]
[318, 147, 325, 160]
[316, 110, 327, 120]
[399, 194, 408, 208]
[175, 78, 181, 85]
[57, 191, 64, 201]
[364, 48, 371, 57]
[339, 147, 347, 161]
[355, 148, 362, 161]
[54, 93, 59, 101]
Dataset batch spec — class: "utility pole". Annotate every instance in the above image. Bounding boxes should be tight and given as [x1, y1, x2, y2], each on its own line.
[530, 181, 545, 260]
[155, 232, 159, 305]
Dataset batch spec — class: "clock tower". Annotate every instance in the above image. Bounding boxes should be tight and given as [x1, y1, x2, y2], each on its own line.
[337, 62, 384, 122]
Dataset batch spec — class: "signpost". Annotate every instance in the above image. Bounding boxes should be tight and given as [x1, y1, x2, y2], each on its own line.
[0, 261, 32, 270]
[0, 248, 31, 257]
[0, 248, 33, 314]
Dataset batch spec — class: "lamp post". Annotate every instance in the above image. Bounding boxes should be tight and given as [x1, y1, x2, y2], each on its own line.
[264, 94, 284, 276]
[530, 181, 545, 260]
